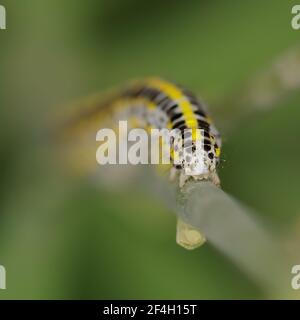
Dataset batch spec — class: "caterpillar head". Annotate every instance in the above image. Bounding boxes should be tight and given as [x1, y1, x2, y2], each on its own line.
[172, 131, 221, 187]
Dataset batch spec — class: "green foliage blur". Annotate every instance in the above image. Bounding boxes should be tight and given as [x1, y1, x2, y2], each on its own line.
[0, 0, 299, 299]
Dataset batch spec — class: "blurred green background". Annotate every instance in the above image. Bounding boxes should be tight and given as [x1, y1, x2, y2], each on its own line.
[0, 0, 300, 299]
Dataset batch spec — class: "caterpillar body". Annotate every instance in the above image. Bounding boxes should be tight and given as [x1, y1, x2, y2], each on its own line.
[59, 77, 223, 249]
[62, 78, 222, 188]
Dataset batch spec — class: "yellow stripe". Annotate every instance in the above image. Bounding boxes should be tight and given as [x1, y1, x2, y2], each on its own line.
[146, 78, 199, 139]
[147, 78, 182, 100]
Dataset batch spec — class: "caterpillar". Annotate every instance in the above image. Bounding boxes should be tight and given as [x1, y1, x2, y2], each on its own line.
[61, 77, 222, 189]
[59, 77, 222, 249]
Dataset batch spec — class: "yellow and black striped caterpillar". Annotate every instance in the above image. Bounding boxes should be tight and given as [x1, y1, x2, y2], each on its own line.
[61, 77, 222, 188]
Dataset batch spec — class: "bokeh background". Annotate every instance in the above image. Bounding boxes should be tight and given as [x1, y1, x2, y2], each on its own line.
[0, 0, 300, 299]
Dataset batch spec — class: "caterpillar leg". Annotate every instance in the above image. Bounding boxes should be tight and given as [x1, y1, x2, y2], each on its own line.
[176, 218, 206, 250]
[179, 172, 190, 188]
[169, 166, 179, 183]
[210, 172, 221, 187]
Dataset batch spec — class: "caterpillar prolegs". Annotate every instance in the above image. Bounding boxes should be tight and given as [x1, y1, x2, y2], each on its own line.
[61, 78, 222, 249]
